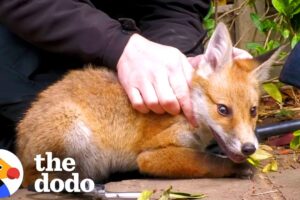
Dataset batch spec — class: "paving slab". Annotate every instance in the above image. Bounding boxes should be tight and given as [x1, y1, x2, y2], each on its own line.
[268, 169, 300, 200]
[4, 154, 300, 200]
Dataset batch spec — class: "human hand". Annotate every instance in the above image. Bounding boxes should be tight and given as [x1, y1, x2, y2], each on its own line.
[117, 34, 197, 126]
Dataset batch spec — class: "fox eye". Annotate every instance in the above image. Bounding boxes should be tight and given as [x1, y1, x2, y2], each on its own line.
[217, 104, 231, 116]
[0, 165, 2, 170]
[250, 106, 257, 117]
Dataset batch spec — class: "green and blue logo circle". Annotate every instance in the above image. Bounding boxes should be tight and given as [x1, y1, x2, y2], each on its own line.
[0, 149, 23, 198]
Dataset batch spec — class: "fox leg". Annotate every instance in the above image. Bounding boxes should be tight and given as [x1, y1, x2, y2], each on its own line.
[137, 146, 253, 178]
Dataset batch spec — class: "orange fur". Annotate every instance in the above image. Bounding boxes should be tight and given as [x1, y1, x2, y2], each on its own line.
[16, 23, 279, 186]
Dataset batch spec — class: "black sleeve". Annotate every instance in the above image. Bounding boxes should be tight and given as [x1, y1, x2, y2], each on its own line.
[0, 0, 131, 68]
[137, 0, 210, 56]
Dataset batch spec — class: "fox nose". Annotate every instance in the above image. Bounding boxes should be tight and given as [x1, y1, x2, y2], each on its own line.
[241, 143, 256, 156]
[7, 167, 20, 179]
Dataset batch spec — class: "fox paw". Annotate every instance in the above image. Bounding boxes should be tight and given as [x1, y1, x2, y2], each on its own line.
[233, 162, 255, 179]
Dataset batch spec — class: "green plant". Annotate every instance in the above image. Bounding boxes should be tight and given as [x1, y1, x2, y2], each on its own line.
[203, 1, 216, 37]
[290, 130, 300, 150]
[247, 0, 300, 55]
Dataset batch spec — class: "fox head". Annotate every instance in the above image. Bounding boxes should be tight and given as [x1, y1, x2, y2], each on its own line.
[192, 23, 282, 163]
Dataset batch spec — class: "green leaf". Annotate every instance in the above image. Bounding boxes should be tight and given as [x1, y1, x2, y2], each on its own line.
[246, 42, 266, 55]
[259, 144, 273, 152]
[170, 191, 206, 199]
[290, 136, 300, 150]
[272, 0, 287, 15]
[261, 19, 276, 32]
[291, 1, 300, 16]
[158, 187, 206, 200]
[204, 2, 214, 20]
[262, 163, 272, 173]
[275, 108, 295, 119]
[249, 148, 273, 161]
[250, 13, 264, 32]
[246, 42, 263, 50]
[270, 160, 278, 171]
[281, 28, 290, 39]
[263, 83, 283, 103]
[293, 130, 300, 136]
[291, 34, 300, 48]
[290, 130, 300, 150]
[203, 18, 215, 30]
[138, 190, 154, 200]
[266, 40, 280, 51]
[247, 157, 260, 167]
[159, 186, 172, 200]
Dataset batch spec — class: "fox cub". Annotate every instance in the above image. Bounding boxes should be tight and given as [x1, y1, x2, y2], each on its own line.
[17, 23, 280, 186]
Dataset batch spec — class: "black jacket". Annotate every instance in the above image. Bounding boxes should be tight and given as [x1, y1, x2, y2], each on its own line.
[0, 0, 210, 124]
[0, 0, 210, 68]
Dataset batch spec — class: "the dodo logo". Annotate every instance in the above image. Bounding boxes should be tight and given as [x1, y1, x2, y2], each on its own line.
[0, 149, 23, 198]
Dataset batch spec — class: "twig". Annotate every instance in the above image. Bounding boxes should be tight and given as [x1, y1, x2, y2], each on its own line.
[251, 190, 279, 196]
[214, 0, 218, 23]
[259, 107, 300, 117]
[263, 76, 279, 84]
[290, 87, 300, 105]
[262, 0, 270, 18]
[234, 25, 254, 47]
[217, 0, 249, 21]
[264, 13, 278, 19]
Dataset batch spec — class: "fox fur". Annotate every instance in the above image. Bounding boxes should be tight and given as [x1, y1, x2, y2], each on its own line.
[17, 23, 281, 186]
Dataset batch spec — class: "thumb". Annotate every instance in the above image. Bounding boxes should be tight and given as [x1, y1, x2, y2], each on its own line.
[187, 55, 203, 69]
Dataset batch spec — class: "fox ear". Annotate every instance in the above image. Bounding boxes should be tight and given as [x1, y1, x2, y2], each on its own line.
[251, 46, 284, 82]
[197, 22, 233, 79]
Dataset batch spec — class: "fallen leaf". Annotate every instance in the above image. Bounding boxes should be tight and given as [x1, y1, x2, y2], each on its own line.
[138, 190, 154, 200]
[263, 83, 282, 103]
[170, 191, 206, 199]
[259, 144, 273, 151]
[270, 160, 278, 171]
[158, 186, 172, 200]
[262, 163, 272, 173]
[247, 157, 260, 167]
[278, 149, 293, 155]
[249, 148, 273, 160]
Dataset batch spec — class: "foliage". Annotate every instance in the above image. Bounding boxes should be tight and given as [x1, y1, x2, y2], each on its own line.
[248, 0, 300, 56]
[138, 186, 206, 200]
[203, 1, 216, 37]
[290, 130, 300, 150]
[138, 190, 154, 200]
[262, 83, 283, 103]
[247, 145, 278, 173]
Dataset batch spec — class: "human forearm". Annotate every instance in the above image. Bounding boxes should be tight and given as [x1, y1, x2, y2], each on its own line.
[0, 0, 131, 67]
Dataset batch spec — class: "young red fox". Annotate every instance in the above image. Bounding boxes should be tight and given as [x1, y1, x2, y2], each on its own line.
[17, 23, 281, 186]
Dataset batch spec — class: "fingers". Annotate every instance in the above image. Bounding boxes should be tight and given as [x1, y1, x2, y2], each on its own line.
[153, 75, 180, 115]
[139, 81, 165, 114]
[126, 81, 166, 114]
[126, 87, 150, 113]
[169, 70, 197, 127]
[180, 57, 198, 127]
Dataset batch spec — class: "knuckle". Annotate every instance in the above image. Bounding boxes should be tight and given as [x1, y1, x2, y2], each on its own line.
[132, 103, 149, 113]
[147, 102, 165, 114]
[161, 98, 177, 109]
[146, 100, 159, 109]
[159, 97, 180, 115]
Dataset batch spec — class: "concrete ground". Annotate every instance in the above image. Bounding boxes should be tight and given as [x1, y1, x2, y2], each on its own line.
[5, 154, 300, 200]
